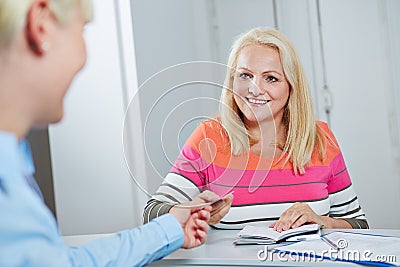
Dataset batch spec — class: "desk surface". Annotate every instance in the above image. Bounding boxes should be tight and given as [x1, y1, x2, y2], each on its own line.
[65, 229, 400, 267]
[149, 229, 400, 267]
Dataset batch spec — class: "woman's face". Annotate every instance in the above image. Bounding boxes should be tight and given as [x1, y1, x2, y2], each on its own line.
[232, 45, 290, 127]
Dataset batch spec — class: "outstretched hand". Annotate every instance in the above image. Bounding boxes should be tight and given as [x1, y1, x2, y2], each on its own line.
[171, 205, 211, 249]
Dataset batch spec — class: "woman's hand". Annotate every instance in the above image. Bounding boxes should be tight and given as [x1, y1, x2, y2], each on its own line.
[208, 193, 233, 225]
[269, 202, 327, 232]
[191, 190, 233, 225]
[270, 202, 353, 232]
[170, 190, 233, 226]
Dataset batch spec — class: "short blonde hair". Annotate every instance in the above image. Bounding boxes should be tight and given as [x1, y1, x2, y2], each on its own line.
[0, 0, 93, 48]
[219, 27, 325, 174]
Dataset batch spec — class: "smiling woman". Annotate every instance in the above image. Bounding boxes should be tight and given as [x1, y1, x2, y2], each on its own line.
[143, 27, 369, 232]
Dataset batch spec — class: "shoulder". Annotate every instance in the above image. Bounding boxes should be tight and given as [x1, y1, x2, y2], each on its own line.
[185, 119, 228, 150]
[316, 121, 339, 147]
[312, 121, 342, 164]
[201, 118, 224, 131]
[316, 120, 331, 135]
[196, 119, 227, 139]
[187, 119, 221, 138]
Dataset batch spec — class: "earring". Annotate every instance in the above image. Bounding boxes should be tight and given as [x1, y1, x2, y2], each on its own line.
[41, 41, 50, 52]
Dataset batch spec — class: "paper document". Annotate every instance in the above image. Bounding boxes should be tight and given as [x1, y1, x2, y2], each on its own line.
[274, 231, 400, 266]
[237, 224, 320, 242]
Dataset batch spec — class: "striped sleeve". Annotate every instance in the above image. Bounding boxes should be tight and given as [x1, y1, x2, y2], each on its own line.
[143, 124, 208, 223]
[327, 153, 369, 229]
[143, 172, 203, 223]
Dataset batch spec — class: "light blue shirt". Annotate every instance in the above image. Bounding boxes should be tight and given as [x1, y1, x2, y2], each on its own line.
[0, 131, 184, 266]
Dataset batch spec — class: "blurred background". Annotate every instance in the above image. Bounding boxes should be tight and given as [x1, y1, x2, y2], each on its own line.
[29, 0, 400, 235]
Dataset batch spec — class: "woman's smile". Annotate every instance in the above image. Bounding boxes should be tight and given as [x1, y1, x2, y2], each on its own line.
[246, 97, 271, 106]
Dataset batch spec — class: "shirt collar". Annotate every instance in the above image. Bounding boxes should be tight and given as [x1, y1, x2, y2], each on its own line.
[0, 131, 35, 178]
[19, 139, 35, 177]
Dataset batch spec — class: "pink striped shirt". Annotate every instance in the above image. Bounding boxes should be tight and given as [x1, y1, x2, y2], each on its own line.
[151, 119, 366, 229]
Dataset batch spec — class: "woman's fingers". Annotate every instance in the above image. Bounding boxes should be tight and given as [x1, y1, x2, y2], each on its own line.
[209, 195, 233, 225]
[291, 215, 309, 229]
[195, 190, 219, 203]
[273, 202, 320, 232]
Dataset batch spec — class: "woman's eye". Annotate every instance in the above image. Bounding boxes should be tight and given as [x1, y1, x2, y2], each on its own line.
[239, 73, 251, 79]
[266, 76, 278, 83]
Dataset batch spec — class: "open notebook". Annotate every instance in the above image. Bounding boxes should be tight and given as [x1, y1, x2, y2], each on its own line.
[234, 224, 321, 245]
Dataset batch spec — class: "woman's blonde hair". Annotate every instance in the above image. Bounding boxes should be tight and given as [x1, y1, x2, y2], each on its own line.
[0, 0, 93, 48]
[219, 27, 325, 174]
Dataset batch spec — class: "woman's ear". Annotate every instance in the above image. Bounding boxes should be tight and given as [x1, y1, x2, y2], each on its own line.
[25, 0, 52, 55]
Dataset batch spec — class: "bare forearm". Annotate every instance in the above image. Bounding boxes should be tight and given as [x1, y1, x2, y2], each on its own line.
[320, 216, 369, 229]
[320, 216, 352, 228]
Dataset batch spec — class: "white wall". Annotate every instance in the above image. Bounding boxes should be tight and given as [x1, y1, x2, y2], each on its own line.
[386, 0, 400, 174]
[317, 0, 400, 228]
[49, 0, 139, 235]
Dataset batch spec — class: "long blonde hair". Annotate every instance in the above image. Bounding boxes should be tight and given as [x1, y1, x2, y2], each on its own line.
[219, 28, 325, 174]
[0, 0, 93, 48]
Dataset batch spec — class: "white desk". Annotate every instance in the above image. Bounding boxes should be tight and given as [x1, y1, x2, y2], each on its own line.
[149, 229, 400, 267]
[64, 229, 400, 267]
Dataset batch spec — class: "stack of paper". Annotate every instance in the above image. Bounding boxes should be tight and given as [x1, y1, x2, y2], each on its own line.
[274, 231, 400, 266]
[234, 224, 321, 245]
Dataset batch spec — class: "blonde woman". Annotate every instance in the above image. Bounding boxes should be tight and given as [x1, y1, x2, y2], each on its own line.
[144, 28, 368, 231]
[0, 0, 211, 266]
